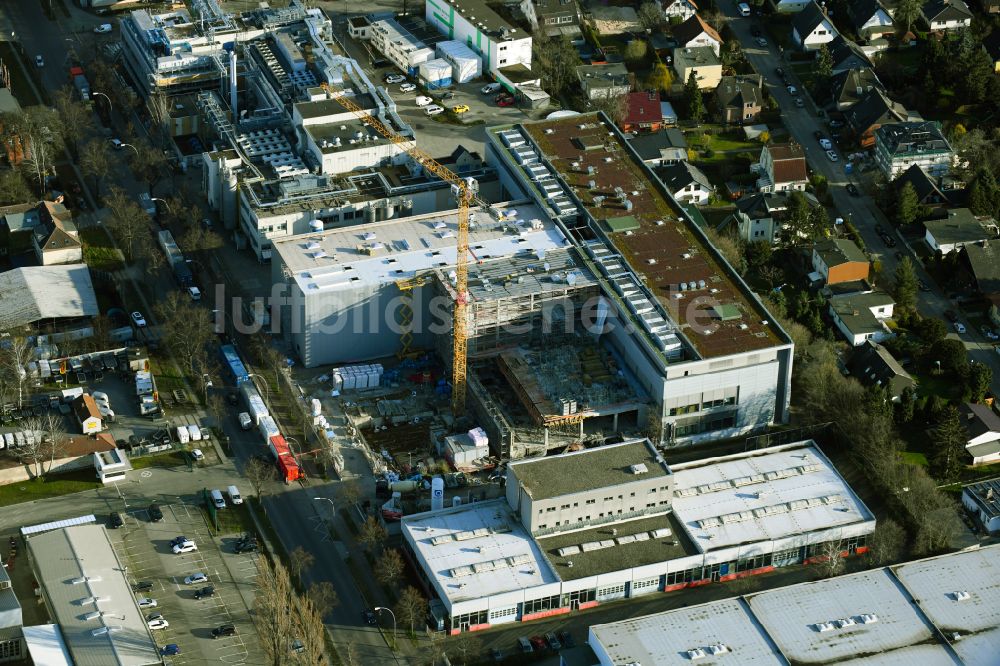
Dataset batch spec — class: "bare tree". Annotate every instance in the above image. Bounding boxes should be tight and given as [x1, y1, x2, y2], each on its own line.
[155, 291, 215, 373]
[290, 594, 326, 665]
[135, 232, 166, 274]
[339, 478, 364, 509]
[593, 93, 630, 128]
[244, 456, 276, 498]
[38, 411, 68, 476]
[1, 331, 31, 408]
[52, 86, 95, 157]
[128, 140, 168, 196]
[816, 540, 845, 579]
[637, 1, 665, 30]
[868, 518, 905, 565]
[375, 548, 405, 587]
[252, 556, 296, 666]
[447, 632, 478, 666]
[18, 416, 51, 479]
[288, 546, 316, 583]
[420, 634, 447, 666]
[6, 107, 63, 193]
[104, 186, 147, 262]
[396, 586, 428, 635]
[80, 138, 112, 200]
[358, 516, 388, 553]
[307, 581, 339, 617]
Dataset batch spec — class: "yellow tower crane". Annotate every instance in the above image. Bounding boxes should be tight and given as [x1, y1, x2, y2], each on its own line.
[320, 85, 480, 417]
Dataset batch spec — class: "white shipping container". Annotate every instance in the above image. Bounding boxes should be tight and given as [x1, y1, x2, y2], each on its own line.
[258, 415, 280, 441]
[343, 373, 357, 390]
[176, 426, 190, 444]
[436, 40, 481, 83]
[332, 373, 343, 391]
[355, 373, 369, 390]
[419, 58, 452, 84]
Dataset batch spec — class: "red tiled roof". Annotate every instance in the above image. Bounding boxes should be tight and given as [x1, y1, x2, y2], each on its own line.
[625, 92, 662, 125]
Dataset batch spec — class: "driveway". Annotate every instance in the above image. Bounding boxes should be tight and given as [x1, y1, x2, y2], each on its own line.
[720, 0, 1000, 396]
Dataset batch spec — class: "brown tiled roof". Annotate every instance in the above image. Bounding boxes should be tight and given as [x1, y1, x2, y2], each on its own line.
[673, 14, 722, 47]
[72, 394, 101, 422]
[62, 432, 115, 457]
[768, 143, 807, 184]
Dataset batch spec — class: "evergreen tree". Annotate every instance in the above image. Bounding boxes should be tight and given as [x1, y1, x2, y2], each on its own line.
[685, 72, 704, 122]
[967, 363, 993, 403]
[895, 181, 920, 226]
[814, 44, 833, 78]
[929, 406, 967, 482]
[968, 169, 999, 218]
[893, 256, 918, 311]
[895, 0, 923, 32]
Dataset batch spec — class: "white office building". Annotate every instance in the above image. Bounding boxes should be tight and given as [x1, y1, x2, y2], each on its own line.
[425, 0, 533, 79]
[370, 19, 434, 76]
[402, 439, 875, 634]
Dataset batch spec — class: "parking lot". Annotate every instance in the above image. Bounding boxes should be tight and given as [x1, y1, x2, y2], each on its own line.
[108, 502, 262, 664]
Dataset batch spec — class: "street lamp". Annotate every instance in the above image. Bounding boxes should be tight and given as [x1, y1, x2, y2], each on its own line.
[313, 496, 335, 521]
[91, 91, 112, 114]
[374, 606, 397, 644]
[151, 197, 171, 214]
[119, 142, 140, 157]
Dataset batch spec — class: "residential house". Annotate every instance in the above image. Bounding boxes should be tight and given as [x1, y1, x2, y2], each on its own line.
[714, 74, 764, 125]
[31, 202, 81, 266]
[828, 68, 884, 111]
[828, 291, 896, 346]
[924, 208, 998, 254]
[347, 16, 372, 40]
[756, 142, 809, 193]
[440, 146, 485, 175]
[72, 394, 103, 435]
[848, 340, 915, 400]
[874, 121, 954, 179]
[844, 88, 911, 148]
[576, 63, 632, 100]
[828, 36, 875, 74]
[722, 192, 794, 243]
[672, 15, 723, 56]
[672, 46, 723, 90]
[961, 403, 1000, 465]
[848, 0, 895, 39]
[623, 92, 665, 133]
[812, 238, 870, 285]
[658, 161, 713, 204]
[984, 31, 1000, 72]
[662, 0, 699, 21]
[627, 128, 689, 167]
[959, 241, 1000, 301]
[775, 0, 813, 12]
[921, 0, 973, 31]
[521, 0, 582, 36]
[792, 1, 838, 50]
[980, 0, 1000, 12]
[894, 164, 949, 208]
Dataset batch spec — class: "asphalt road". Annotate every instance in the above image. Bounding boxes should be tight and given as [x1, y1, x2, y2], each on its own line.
[721, 0, 1000, 396]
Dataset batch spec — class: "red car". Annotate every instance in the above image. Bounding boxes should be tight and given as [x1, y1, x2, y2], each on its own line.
[530, 635, 548, 651]
[496, 96, 515, 107]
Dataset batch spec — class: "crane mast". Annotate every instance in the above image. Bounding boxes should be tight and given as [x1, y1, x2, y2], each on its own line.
[320, 86, 474, 416]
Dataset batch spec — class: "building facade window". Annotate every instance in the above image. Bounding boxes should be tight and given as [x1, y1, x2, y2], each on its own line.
[452, 609, 489, 629]
[632, 577, 660, 593]
[523, 594, 561, 615]
[597, 583, 627, 600]
[489, 606, 517, 621]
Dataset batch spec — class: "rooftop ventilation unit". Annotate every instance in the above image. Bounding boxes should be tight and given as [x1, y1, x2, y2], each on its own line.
[629, 463, 648, 474]
[952, 591, 972, 601]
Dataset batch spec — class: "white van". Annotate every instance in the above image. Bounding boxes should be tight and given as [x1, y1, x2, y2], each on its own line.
[210, 489, 226, 509]
[187, 424, 202, 441]
[227, 486, 243, 505]
[176, 426, 190, 444]
[188, 286, 201, 301]
[738, 2, 751, 15]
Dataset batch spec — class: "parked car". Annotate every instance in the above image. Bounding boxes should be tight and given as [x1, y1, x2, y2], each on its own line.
[148, 618, 169, 630]
[786, 85, 797, 95]
[194, 586, 215, 600]
[530, 636, 548, 652]
[109, 512, 123, 529]
[755, 37, 767, 47]
[234, 541, 258, 554]
[452, 104, 470, 114]
[918, 280, 931, 292]
[169, 536, 189, 547]
[384, 74, 405, 84]
[161, 644, 180, 656]
[825, 149, 838, 162]
[794, 98, 804, 107]
[954, 322, 967, 334]
[496, 96, 514, 107]
[148, 504, 163, 522]
[546, 632, 562, 650]
[518, 637, 533, 653]
[172, 540, 197, 554]
[187, 424, 202, 441]
[94, 23, 113, 33]
[819, 138, 833, 150]
[481, 82, 502, 94]
[137, 598, 157, 608]
[132, 581, 153, 592]
[34, 55, 44, 67]
[212, 624, 237, 639]
[558, 631, 576, 648]
[183, 573, 208, 585]
[829, 119, 844, 129]
[131, 311, 147, 327]
[190, 448, 204, 461]
[399, 82, 416, 93]
[415, 95, 433, 106]
[491, 647, 503, 662]
[363, 609, 377, 625]
[425, 105, 444, 116]
[440, 91, 456, 100]
[846, 183, 859, 196]
[776, 66, 785, 77]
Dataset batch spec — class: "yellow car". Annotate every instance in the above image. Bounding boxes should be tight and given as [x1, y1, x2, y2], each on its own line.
[451, 104, 470, 114]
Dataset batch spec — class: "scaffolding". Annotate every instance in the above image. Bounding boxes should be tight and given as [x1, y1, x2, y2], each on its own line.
[395, 276, 427, 359]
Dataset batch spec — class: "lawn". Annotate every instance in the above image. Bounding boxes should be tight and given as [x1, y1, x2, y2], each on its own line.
[130, 450, 188, 469]
[0, 469, 100, 508]
[80, 226, 125, 272]
[900, 451, 928, 466]
[200, 502, 255, 535]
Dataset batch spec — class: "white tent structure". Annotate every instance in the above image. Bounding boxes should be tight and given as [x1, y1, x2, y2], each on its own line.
[436, 40, 481, 83]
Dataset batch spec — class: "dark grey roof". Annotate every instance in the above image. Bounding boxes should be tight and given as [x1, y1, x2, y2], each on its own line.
[829, 67, 884, 107]
[626, 128, 688, 161]
[848, 340, 914, 396]
[962, 242, 1000, 295]
[845, 88, 907, 133]
[659, 161, 712, 192]
[735, 191, 798, 218]
[962, 403, 1000, 441]
[925, 208, 997, 246]
[849, 0, 889, 29]
[894, 165, 946, 204]
[922, 0, 972, 21]
[715, 74, 763, 109]
[793, 1, 832, 38]
[829, 35, 874, 71]
[876, 121, 952, 158]
[815, 238, 868, 266]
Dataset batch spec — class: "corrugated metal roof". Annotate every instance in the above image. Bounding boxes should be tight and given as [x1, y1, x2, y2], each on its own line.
[0, 265, 98, 329]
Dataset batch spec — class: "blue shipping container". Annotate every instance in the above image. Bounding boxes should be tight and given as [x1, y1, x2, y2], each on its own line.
[220, 345, 249, 385]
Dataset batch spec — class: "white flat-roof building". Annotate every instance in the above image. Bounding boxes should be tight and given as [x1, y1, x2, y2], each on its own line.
[961, 477, 1000, 533]
[425, 0, 532, 79]
[370, 19, 434, 76]
[402, 439, 875, 634]
[587, 545, 1000, 666]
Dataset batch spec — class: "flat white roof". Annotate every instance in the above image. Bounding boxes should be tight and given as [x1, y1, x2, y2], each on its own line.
[747, 569, 958, 666]
[274, 204, 567, 294]
[589, 598, 782, 665]
[402, 499, 558, 607]
[892, 546, 1000, 665]
[22, 624, 73, 666]
[670, 443, 873, 552]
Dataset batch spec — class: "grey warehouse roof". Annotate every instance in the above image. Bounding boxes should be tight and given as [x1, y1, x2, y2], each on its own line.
[26, 525, 160, 666]
[508, 438, 670, 501]
[0, 264, 98, 329]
